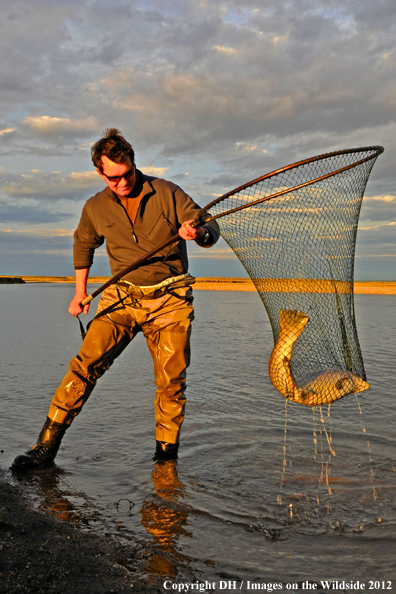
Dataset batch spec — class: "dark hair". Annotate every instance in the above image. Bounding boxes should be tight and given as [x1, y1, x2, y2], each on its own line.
[91, 128, 135, 172]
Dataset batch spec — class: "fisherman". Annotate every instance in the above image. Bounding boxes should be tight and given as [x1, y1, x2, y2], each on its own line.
[12, 128, 219, 471]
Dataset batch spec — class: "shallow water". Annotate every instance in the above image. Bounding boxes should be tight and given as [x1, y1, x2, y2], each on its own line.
[1, 284, 395, 589]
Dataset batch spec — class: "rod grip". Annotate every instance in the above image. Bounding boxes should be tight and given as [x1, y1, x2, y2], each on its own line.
[81, 294, 94, 306]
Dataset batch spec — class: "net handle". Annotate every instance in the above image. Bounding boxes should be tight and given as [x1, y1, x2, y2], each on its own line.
[197, 145, 384, 220]
[81, 232, 182, 305]
[82, 145, 384, 306]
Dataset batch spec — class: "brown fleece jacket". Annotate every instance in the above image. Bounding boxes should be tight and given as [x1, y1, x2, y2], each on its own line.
[73, 170, 219, 286]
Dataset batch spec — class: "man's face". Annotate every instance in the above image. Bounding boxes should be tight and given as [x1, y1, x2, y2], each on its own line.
[97, 155, 136, 197]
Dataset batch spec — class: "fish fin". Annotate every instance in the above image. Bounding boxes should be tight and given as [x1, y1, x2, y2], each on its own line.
[335, 377, 350, 391]
[287, 389, 316, 405]
[300, 389, 318, 406]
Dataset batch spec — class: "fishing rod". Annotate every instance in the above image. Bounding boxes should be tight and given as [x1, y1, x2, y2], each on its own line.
[81, 146, 383, 308]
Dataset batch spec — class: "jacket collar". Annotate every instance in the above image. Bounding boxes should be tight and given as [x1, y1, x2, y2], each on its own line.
[103, 169, 156, 203]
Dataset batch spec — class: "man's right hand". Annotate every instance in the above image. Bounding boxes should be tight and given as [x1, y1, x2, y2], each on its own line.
[69, 268, 91, 316]
[69, 293, 90, 316]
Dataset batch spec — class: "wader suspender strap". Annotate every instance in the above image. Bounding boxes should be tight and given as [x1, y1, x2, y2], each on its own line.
[76, 280, 191, 341]
[76, 286, 130, 341]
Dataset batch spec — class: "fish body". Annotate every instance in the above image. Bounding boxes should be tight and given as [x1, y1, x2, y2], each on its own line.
[269, 309, 310, 401]
[297, 369, 369, 406]
[269, 309, 370, 406]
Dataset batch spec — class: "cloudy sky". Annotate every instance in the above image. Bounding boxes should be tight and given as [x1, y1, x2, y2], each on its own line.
[1, 0, 395, 280]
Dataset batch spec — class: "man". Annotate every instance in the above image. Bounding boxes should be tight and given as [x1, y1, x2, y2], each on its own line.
[12, 128, 219, 471]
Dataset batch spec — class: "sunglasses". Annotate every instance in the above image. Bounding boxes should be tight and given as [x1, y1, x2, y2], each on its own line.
[102, 165, 135, 184]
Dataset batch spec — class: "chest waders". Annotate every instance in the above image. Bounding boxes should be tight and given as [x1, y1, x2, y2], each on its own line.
[12, 276, 193, 471]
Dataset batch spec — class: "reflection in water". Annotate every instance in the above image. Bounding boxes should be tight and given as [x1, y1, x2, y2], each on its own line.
[14, 459, 196, 580]
[140, 460, 193, 577]
[13, 465, 100, 528]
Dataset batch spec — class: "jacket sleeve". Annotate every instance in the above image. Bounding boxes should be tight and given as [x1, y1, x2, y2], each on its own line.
[173, 184, 220, 248]
[73, 202, 104, 269]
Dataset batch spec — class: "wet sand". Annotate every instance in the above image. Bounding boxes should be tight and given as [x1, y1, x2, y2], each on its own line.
[1, 276, 395, 294]
[0, 470, 161, 593]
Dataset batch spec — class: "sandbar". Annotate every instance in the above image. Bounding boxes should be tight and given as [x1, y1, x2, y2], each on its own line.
[0, 276, 395, 294]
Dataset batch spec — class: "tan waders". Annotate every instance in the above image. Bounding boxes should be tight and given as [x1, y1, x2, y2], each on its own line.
[12, 280, 194, 470]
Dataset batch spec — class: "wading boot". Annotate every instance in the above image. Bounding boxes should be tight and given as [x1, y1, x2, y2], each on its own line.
[12, 417, 69, 471]
[154, 440, 179, 461]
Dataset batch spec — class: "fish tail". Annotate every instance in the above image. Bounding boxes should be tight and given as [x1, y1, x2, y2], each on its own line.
[354, 380, 370, 394]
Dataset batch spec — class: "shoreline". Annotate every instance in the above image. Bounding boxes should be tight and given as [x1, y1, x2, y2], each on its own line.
[1, 276, 395, 294]
[0, 470, 161, 593]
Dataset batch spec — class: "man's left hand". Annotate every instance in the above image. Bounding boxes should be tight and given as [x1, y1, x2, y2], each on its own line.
[179, 220, 205, 241]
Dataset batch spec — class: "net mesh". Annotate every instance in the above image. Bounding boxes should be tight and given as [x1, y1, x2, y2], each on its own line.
[205, 147, 383, 406]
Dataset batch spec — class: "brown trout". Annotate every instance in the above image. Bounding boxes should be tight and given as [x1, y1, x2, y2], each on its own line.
[269, 309, 370, 406]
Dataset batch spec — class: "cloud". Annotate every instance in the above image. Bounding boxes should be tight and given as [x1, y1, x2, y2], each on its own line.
[364, 195, 395, 203]
[0, 227, 109, 276]
[0, 228, 74, 237]
[0, 228, 73, 275]
[0, 227, 105, 254]
[23, 116, 99, 138]
[361, 193, 396, 224]
[0, 228, 72, 252]
[212, 45, 239, 54]
[357, 221, 396, 257]
[79, 0, 396, 160]
[1, 0, 396, 278]
[0, 201, 72, 224]
[140, 166, 170, 177]
[0, 1, 82, 109]
[188, 244, 236, 259]
[3, 1, 396, 165]
[1, 170, 103, 201]
[235, 142, 259, 152]
[0, 128, 16, 136]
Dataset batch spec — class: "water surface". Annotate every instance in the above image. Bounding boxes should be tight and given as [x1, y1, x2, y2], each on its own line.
[1, 284, 395, 588]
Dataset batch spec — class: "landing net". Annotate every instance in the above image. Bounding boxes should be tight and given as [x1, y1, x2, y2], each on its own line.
[204, 147, 383, 406]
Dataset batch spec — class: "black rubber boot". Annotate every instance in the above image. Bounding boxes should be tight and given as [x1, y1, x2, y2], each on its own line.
[154, 440, 179, 461]
[12, 417, 69, 472]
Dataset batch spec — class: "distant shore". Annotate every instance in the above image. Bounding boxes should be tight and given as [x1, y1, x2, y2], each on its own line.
[1, 276, 395, 294]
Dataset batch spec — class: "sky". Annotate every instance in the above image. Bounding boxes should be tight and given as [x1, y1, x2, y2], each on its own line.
[0, 0, 395, 280]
